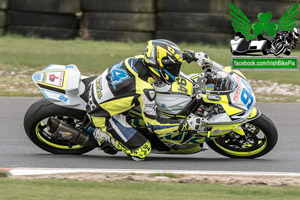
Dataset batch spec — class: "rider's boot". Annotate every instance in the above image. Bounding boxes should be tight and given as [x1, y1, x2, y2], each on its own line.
[93, 129, 151, 160]
[118, 140, 151, 161]
[93, 129, 118, 155]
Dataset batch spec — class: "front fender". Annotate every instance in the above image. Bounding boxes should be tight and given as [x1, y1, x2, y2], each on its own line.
[247, 107, 261, 121]
[232, 107, 261, 136]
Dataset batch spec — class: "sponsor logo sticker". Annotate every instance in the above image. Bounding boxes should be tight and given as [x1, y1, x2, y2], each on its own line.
[233, 75, 242, 102]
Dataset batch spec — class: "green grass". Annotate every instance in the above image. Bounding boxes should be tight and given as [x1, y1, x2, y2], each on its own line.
[0, 170, 10, 177]
[149, 173, 182, 178]
[1, 34, 300, 98]
[1, 34, 299, 83]
[0, 34, 230, 75]
[0, 178, 300, 200]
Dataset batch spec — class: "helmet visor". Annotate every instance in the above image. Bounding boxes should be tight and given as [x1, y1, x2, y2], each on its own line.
[164, 63, 181, 82]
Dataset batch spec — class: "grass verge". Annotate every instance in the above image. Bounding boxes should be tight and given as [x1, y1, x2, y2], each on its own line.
[1, 35, 300, 101]
[0, 178, 300, 200]
[0, 170, 11, 177]
[149, 173, 182, 179]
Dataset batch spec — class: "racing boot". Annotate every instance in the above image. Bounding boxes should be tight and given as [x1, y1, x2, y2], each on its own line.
[119, 140, 152, 161]
[94, 129, 151, 160]
[93, 129, 118, 155]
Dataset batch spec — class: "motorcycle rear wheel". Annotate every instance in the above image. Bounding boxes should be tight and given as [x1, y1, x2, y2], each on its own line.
[24, 98, 95, 154]
[206, 113, 278, 159]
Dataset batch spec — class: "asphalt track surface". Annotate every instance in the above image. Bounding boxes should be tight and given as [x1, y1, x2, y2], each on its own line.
[1, 97, 300, 173]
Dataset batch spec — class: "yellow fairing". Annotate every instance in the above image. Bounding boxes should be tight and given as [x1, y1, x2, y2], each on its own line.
[224, 66, 247, 80]
[233, 127, 245, 136]
[202, 94, 244, 116]
[248, 107, 258, 119]
[204, 123, 241, 137]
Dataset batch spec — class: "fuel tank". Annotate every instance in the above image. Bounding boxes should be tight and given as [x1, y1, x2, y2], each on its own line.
[153, 76, 193, 115]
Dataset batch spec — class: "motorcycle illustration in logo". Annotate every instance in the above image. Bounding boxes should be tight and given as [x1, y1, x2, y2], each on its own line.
[229, 1, 299, 56]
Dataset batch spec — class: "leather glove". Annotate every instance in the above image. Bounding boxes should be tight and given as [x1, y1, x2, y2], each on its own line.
[183, 50, 197, 63]
[195, 52, 210, 66]
[187, 116, 208, 131]
[195, 52, 209, 60]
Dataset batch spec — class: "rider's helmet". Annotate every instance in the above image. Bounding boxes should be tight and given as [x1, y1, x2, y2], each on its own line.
[143, 39, 183, 84]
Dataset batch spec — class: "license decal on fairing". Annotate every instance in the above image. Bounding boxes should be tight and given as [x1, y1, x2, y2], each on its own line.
[44, 71, 64, 87]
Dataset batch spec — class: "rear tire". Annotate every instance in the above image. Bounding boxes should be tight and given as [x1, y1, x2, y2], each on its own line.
[23, 98, 95, 155]
[207, 113, 278, 159]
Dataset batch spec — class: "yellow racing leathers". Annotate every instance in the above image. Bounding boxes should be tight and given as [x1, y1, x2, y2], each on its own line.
[86, 55, 189, 159]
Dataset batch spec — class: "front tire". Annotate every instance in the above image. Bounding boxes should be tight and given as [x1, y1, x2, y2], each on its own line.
[24, 98, 95, 155]
[207, 113, 278, 159]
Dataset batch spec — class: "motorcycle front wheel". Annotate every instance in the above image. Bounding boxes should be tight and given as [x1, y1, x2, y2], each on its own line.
[24, 98, 95, 154]
[206, 113, 278, 159]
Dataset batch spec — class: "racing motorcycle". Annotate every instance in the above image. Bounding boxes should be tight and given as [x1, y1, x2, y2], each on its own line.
[269, 28, 299, 56]
[24, 60, 278, 159]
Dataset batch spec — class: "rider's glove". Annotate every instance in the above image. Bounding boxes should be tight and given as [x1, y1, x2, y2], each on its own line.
[187, 116, 208, 131]
[195, 52, 211, 68]
[195, 52, 209, 61]
[183, 50, 197, 63]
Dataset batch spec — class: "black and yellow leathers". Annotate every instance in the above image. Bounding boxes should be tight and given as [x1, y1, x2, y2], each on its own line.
[87, 55, 190, 159]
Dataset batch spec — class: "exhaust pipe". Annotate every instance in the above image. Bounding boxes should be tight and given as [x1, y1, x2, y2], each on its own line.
[47, 118, 98, 147]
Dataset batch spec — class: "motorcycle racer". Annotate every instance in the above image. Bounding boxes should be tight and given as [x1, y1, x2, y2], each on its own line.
[269, 27, 299, 56]
[86, 39, 207, 160]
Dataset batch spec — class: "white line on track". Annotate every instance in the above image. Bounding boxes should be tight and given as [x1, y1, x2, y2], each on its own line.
[7, 168, 300, 177]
